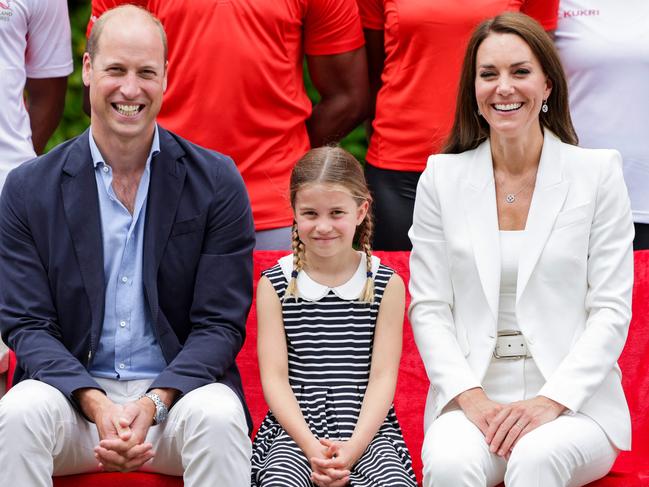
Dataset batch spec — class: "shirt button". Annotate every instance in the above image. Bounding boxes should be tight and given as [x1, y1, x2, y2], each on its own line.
[121, 276, 128, 283]
[120, 321, 126, 327]
[102, 166, 109, 173]
[119, 363, 125, 369]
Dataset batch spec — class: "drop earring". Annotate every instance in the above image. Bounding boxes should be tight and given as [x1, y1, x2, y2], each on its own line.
[541, 100, 549, 113]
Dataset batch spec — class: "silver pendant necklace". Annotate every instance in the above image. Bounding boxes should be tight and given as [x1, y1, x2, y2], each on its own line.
[501, 177, 534, 204]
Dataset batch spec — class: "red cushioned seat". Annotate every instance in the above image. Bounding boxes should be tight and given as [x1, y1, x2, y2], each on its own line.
[6, 250, 649, 486]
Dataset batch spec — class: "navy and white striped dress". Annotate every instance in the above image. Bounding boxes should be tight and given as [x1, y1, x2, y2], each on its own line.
[251, 254, 417, 487]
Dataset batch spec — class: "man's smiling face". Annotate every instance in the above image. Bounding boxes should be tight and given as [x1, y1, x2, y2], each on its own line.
[83, 8, 167, 145]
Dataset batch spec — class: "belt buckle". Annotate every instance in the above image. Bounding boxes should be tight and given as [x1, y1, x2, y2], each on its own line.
[493, 330, 529, 360]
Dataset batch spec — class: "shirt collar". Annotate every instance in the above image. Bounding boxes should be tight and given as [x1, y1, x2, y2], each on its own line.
[89, 125, 160, 168]
[278, 251, 381, 301]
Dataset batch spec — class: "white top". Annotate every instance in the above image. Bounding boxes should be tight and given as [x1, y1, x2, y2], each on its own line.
[498, 230, 524, 332]
[278, 252, 381, 301]
[555, 1, 649, 223]
[0, 0, 73, 190]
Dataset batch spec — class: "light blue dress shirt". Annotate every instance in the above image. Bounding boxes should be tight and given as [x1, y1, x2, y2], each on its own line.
[88, 127, 167, 380]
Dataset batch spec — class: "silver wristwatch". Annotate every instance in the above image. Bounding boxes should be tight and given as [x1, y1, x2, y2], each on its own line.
[140, 392, 169, 425]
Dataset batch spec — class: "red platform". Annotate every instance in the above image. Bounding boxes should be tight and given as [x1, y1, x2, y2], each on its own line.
[6, 251, 649, 486]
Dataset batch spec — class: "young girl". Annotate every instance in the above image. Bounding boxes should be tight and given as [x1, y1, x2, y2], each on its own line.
[251, 147, 417, 487]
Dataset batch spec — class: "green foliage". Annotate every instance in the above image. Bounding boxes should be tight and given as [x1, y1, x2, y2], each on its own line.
[56, 2, 368, 162]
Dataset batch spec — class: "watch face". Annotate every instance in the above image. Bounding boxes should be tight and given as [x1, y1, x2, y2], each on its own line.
[146, 392, 168, 425]
[155, 405, 168, 424]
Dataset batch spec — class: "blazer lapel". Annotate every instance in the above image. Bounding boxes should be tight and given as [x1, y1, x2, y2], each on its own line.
[143, 128, 186, 325]
[517, 131, 569, 302]
[463, 140, 501, 325]
[61, 130, 105, 345]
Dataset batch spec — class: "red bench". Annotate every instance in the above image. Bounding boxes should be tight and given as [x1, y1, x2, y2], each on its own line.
[6, 251, 649, 486]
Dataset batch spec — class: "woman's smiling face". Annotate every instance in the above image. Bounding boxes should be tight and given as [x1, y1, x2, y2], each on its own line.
[475, 32, 552, 142]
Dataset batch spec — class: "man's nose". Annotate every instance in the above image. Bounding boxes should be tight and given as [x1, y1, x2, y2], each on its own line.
[120, 72, 140, 98]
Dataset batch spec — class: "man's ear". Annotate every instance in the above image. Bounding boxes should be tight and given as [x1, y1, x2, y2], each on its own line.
[163, 61, 168, 92]
[82, 52, 92, 88]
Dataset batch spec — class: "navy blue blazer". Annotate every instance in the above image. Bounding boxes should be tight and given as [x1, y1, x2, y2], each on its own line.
[0, 127, 255, 429]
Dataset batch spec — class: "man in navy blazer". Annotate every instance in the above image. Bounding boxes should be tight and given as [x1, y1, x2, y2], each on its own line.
[0, 5, 255, 486]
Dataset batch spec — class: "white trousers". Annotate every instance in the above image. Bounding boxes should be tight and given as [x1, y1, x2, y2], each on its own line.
[0, 378, 252, 487]
[422, 357, 618, 487]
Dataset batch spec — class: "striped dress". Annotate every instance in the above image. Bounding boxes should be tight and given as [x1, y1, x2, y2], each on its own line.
[251, 254, 417, 487]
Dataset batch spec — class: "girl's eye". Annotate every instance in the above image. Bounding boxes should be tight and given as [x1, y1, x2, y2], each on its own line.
[515, 68, 530, 75]
[479, 71, 496, 79]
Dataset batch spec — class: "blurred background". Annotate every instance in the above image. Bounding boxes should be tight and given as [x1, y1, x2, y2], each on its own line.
[53, 1, 369, 161]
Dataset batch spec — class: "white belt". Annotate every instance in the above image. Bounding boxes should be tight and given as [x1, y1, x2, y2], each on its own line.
[493, 330, 532, 359]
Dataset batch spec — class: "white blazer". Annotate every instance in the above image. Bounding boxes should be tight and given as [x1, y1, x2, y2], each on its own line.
[408, 131, 634, 450]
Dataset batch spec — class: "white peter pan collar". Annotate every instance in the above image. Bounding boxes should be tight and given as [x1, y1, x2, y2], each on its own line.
[278, 252, 381, 301]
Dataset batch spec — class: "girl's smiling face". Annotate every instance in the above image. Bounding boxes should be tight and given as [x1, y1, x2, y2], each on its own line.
[294, 183, 368, 260]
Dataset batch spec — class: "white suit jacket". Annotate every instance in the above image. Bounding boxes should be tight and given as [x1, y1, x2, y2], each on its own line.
[408, 131, 634, 450]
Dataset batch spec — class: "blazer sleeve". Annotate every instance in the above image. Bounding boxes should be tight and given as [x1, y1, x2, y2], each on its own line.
[149, 154, 255, 395]
[538, 151, 634, 412]
[0, 168, 104, 403]
[408, 156, 481, 411]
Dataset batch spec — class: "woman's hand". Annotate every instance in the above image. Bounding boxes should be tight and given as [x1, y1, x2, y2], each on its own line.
[486, 395, 566, 457]
[306, 438, 351, 487]
[456, 387, 504, 436]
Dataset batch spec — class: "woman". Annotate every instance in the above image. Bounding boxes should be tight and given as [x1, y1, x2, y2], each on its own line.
[409, 12, 633, 487]
[357, 0, 559, 250]
[555, 0, 649, 250]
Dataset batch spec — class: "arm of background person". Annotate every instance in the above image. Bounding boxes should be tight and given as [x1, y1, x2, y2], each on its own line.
[25, 77, 68, 154]
[362, 28, 384, 140]
[23, 0, 72, 152]
[305, 48, 369, 147]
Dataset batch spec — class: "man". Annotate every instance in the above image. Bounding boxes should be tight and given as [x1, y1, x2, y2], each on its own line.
[89, 0, 368, 249]
[0, 0, 72, 397]
[0, 6, 255, 486]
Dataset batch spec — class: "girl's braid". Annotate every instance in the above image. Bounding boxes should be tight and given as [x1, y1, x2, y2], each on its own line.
[359, 214, 375, 303]
[284, 223, 305, 301]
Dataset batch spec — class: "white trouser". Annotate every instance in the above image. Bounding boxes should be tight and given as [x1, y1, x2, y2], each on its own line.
[422, 357, 618, 487]
[0, 378, 252, 487]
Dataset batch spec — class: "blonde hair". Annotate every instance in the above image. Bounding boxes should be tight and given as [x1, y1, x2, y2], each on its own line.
[285, 147, 375, 303]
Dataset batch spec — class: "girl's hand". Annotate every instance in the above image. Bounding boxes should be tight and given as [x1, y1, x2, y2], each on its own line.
[456, 387, 504, 436]
[306, 439, 350, 487]
[309, 438, 356, 486]
[486, 395, 566, 457]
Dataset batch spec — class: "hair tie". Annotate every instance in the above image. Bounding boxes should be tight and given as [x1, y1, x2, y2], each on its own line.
[291, 270, 299, 278]
[366, 271, 373, 278]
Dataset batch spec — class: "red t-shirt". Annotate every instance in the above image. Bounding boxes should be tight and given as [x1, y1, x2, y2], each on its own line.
[358, 0, 559, 172]
[89, 0, 364, 230]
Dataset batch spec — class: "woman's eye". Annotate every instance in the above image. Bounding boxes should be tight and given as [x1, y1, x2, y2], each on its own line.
[479, 71, 496, 78]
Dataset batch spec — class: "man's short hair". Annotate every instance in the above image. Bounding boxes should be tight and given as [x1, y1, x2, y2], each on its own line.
[87, 5, 168, 62]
